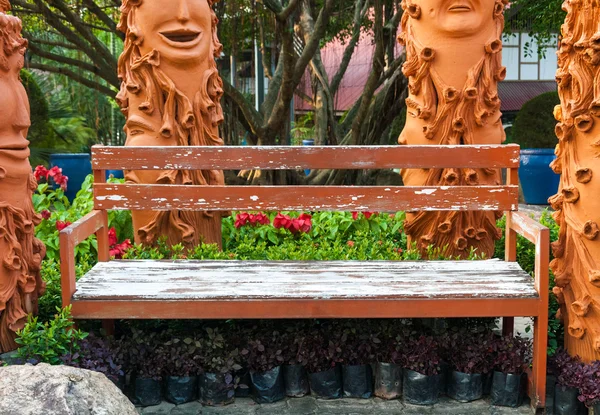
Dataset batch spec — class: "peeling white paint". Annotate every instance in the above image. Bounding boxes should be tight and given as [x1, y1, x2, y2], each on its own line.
[250, 195, 259, 201]
[415, 189, 437, 195]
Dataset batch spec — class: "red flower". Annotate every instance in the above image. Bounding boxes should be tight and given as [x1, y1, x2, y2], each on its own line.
[40, 210, 51, 220]
[234, 212, 250, 229]
[273, 213, 292, 230]
[296, 213, 312, 233]
[33, 165, 48, 182]
[53, 174, 68, 191]
[256, 213, 270, 225]
[46, 166, 62, 179]
[55, 221, 72, 231]
[363, 212, 374, 219]
[110, 239, 132, 259]
[347, 240, 355, 247]
[108, 227, 118, 246]
[351, 211, 359, 220]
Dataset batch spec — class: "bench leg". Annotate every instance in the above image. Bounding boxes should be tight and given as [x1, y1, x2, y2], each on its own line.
[530, 314, 548, 410]
[502, 317, 514, 336]
[102, 319, 115, 336]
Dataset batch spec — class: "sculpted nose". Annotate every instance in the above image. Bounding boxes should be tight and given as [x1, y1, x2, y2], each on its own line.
[177, 0, 191, 23]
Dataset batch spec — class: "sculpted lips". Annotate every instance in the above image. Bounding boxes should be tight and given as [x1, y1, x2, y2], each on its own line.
[0, 139, 30, 160]
[159, 28, 201, 47]
[448, 1, 472, 12]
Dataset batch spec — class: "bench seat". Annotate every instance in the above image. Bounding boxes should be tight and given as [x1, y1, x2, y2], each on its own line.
[70, 259, 540, 320]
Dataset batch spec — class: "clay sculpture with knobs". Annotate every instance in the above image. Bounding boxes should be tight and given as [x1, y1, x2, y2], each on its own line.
[116, 0, 226, 249]
[550, 0, 600, 363]
[398, 0, 508, 259]
[0, 0, 46, 353]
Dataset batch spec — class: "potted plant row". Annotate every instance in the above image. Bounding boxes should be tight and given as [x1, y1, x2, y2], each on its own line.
[60, 321, 536, 409]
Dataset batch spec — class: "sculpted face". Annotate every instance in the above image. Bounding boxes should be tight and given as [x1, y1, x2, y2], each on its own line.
[416, 0, 495, 36]
[136, 0, 213, 65]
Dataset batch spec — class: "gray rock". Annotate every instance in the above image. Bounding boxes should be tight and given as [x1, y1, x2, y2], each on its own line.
[0, 363, 137, 415]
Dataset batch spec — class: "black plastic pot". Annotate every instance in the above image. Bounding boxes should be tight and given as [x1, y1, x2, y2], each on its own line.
[403, 370, 442, 405]
[554, 384, 587, 415]
[283, 364, 310, 397]
[490, 371, 525, 407]
[165, 376, 198, 404]
[342, 364, 373, 399]
[109, 373, 126, 392]
[134, 377, 162, 407]
[447, 371, 482, 402]
[235, 369, 252, 398]
[482, 371, 493, 396]
[440, 361, 450, 395]
[374, 362, 402, 400]
[199, 372, 235, 406]
[308, 366, 343, 399]
[593, 403, 600, 415]
[250, 366, 285, 404]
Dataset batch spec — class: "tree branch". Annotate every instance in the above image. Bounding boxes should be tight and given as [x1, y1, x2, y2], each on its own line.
[331, 0, 368, 95]
[222, 77, 265, 137]
[27, 61, 116, 97]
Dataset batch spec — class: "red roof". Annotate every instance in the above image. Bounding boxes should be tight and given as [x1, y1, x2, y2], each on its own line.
[498, 81, 557, 112]
[295, 30, 403, 113]
[296, 36, 557, 114]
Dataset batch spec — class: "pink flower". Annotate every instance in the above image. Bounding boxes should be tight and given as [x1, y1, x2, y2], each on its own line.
[40, 210, 51, 220]
[347, 240, 355, 247]
[33, 166, 48, 182]
[110, 239, 132, 259]
[56, 221, 72, 231]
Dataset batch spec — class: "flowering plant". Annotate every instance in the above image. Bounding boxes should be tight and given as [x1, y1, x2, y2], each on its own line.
[34, 165, 68, 191]
[108, 228, 132, 259]
[273, 213, 312, 234]
[234, 212, 270, 229]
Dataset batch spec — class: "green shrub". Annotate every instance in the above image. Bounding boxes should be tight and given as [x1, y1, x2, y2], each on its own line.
[15, 306, 88, 365]
[511, 91, 560, 149]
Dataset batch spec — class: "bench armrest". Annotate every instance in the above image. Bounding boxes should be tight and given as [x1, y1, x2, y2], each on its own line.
[59, 210, 109, 307]
[506, 211, 550, 296]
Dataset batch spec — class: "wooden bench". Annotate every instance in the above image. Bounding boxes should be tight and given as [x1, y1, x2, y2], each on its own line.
[59, 144, 549, 409]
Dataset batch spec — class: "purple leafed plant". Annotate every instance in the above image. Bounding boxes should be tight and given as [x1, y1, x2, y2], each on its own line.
[493, 335, 532, 375]
[552, 348, 585, 389]
[400, 335, 442, 376]
[578, 360, 600, 407]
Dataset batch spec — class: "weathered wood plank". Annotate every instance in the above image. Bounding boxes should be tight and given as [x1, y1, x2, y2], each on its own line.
[72, 260, 538, 301]
[91, 145, 520, 170]
[94, 185, 519, 212]
[71, 298, 541, 319]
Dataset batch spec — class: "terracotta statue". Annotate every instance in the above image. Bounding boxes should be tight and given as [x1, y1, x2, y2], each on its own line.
[0, 0, 46, 353]
[398, 0, 508, 259]
[117, 0, 226, 249]
[550, 0, 600, 363]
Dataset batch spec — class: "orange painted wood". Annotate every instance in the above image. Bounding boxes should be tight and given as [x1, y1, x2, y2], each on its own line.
[94, 184, 519, 212]
[91, 144, 521, 170]
[59, 210, 109, 306]
[70, 298, 541, 320]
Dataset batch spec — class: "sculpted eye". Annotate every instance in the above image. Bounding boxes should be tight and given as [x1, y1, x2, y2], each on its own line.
[129, 129, 145, 136]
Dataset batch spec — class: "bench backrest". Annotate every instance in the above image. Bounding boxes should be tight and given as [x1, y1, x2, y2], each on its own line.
[91, 145, 520, 212]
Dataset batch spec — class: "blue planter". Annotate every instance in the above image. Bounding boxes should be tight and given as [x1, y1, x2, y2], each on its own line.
[50, 153, 92, 201]
[519, 149, 560, 205]
[302, 139, 315, 176]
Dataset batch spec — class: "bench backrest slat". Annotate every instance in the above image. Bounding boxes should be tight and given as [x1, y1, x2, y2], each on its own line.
[92, 145, 520, 213]
[91, 145, 520, 170]
[94, 184, 519, 212]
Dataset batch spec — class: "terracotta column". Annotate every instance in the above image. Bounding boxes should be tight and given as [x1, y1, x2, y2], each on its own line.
[0, 0, 46, 353]
[398, 0, 508, 259]
[117, 0, 226, 249]
[550, 0, 600, 363]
